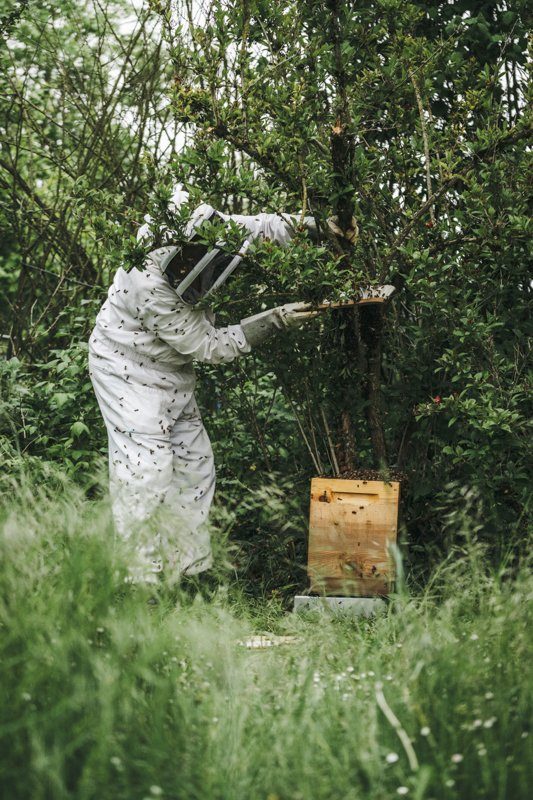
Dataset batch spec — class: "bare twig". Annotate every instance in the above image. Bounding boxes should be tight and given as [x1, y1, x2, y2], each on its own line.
[281, 389, 322, 475]
[298, 152, 308, 228]
[306, 399, 324, 475]
[320, 406, 340, 477]
[409, 70, 435, 224]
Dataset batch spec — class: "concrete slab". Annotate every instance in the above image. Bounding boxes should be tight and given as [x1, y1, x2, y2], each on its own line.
[237, 634, 300, 650]
[293, 595, 386, 618]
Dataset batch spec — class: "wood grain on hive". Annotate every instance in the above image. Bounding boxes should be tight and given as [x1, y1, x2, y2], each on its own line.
[307, 478, 400, 597]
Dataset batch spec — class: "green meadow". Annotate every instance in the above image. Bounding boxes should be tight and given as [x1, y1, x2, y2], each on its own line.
[1, 482, 530, 800]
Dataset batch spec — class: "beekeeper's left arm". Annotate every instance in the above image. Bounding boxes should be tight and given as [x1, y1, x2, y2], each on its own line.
[217, 211, 359, 246]
[217, 211, 318, 247]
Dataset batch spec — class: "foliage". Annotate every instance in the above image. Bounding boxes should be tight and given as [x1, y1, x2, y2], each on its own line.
[0, 341, 106, 483]
[0, 0, 172, 352]
[0, 482, 532, 799]
[164, 0, 532, 550]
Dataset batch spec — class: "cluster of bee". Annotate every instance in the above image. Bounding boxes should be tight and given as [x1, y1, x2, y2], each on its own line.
[324, 468, 407, 484]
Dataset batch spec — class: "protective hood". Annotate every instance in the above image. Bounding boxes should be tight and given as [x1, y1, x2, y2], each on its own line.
[139, 195, 251, 305]
[136, 183, 191, 244]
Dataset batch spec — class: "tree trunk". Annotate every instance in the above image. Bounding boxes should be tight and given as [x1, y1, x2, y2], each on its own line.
[359, 304, 387, 467]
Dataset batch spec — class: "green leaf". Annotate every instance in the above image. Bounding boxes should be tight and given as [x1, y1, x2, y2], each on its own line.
[52, 393, 72, 409]
[70, 421, 90, 438]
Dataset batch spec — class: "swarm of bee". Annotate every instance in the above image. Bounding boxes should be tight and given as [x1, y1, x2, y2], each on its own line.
[322, 468, 408, 485]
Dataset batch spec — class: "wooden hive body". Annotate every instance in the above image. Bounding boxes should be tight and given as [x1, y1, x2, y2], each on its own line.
[307, 478, 400, 596]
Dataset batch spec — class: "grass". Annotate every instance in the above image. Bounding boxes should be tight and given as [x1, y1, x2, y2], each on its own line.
[0, 480, 531, 800]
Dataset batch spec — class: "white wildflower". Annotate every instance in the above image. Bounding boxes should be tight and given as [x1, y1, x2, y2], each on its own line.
[397, 787, 409, 795]
[484, 691, 494, 700]
[386, 752, 399, 763]
[451, 753, 463, 763]
[470, 633, 479, 641]
[483, 717, 497, 728]
[420, 726, 430, 736]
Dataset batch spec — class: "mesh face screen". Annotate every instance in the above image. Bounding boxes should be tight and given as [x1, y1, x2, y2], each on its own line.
[164, 243, 208, 288]
[209, 251, 235, 285]
[164, 245, 236, 304]
[162, 209, 240, 303]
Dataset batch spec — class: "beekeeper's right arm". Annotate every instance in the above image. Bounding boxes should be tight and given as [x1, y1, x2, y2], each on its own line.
[141, 281, 318, 364]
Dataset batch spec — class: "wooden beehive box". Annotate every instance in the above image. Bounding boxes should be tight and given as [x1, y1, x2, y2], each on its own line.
[307, 478, 400, 597]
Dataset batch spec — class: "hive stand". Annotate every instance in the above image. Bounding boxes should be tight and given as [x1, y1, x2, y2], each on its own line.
[293, 595, 386, 617]
[293, 477, 400, 618]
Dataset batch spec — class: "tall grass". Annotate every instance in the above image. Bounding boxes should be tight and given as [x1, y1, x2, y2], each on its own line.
[0, 480, 531, 800]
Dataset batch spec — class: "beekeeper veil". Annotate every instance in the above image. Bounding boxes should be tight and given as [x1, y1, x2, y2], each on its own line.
[137, 184, 251, 306]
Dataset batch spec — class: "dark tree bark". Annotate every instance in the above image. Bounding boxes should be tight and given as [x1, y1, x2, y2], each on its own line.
[359, 304, 387, 468]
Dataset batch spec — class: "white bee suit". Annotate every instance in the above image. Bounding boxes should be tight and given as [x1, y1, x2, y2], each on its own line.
[89, 200, 317, 581]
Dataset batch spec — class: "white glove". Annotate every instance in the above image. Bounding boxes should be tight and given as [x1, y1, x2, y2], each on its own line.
[240, 302, 319, 346]
[278, 301, 320, 328]
[327, 215, 359, 244]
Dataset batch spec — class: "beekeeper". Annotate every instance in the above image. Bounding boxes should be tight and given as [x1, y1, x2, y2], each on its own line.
[89, 185, 358, 582]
